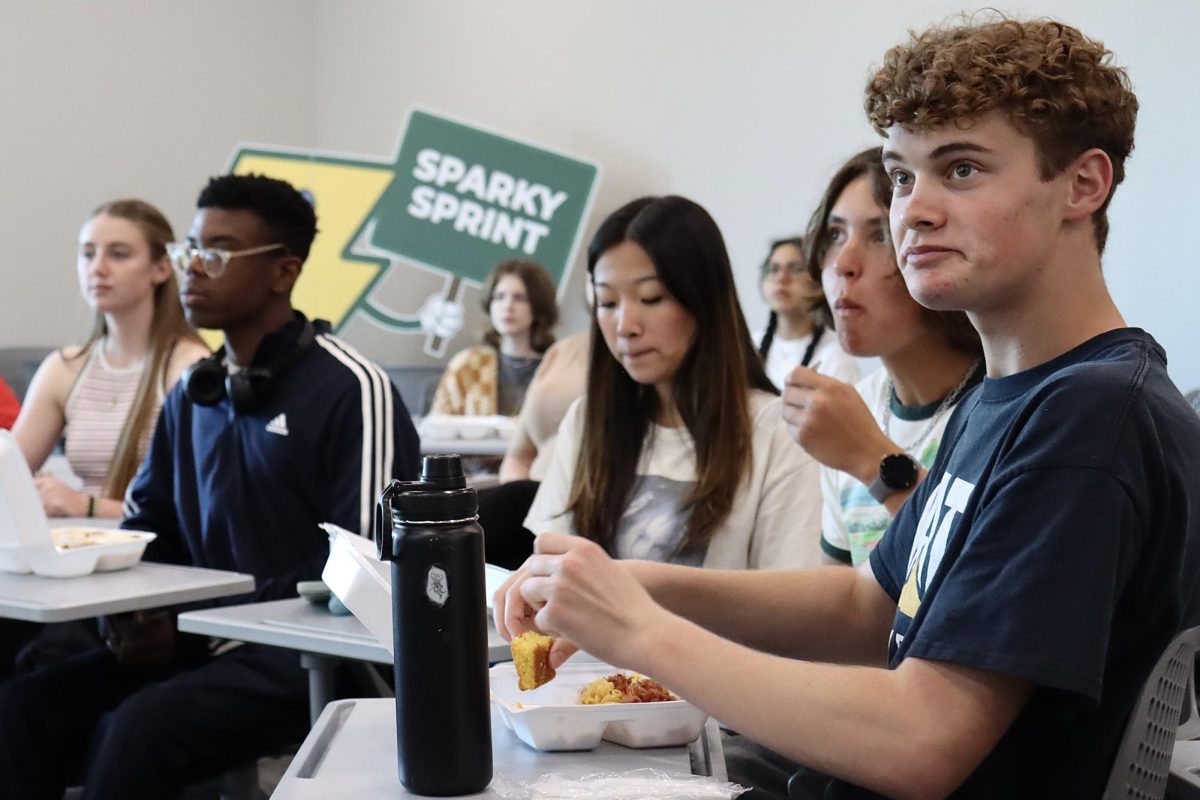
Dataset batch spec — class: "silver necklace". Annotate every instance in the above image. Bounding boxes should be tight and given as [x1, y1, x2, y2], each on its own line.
[880, 359, 981, 452]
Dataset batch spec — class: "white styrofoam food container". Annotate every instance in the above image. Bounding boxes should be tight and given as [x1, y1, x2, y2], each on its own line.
[319, 522, 514, 656]
[46, 528, 155, 577]
[418, 414, 516, 442]
[0, 430, 155, 578]
[0, 529, 156, 578]
[490, 661, 709, 751]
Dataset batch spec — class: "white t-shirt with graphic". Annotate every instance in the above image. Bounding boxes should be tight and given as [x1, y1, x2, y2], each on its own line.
[820, 368, 967, 567]
[752, 327, 860, 390]
[525, 391, 824, 569]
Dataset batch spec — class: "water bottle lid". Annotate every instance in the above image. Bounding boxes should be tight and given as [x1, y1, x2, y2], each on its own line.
[421, 454, 467, 490]
[388, 454, 477, 525]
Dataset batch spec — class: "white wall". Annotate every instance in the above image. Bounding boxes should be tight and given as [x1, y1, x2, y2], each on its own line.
[0, 0, 316, 348]
[3, 1, 1198, 390]
[313, 0, 1200, 389]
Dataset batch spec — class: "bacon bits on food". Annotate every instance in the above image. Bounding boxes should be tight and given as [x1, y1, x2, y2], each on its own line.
[579, 673, 676, 704]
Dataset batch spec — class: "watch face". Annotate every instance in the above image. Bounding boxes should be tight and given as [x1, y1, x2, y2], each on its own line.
[880, 453, 920, 490]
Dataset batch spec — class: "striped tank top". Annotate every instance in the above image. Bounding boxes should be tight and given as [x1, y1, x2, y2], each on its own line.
[63, 346, 163, 495]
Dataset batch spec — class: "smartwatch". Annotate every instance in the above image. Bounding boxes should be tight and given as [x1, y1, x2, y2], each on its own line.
[868, 453, 921, 503]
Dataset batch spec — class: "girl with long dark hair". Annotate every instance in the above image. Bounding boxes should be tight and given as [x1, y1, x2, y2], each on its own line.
[524, 196, 821, 568]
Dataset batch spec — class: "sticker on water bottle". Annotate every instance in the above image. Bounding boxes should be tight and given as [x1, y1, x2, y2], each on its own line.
[426, 565, 449, 607]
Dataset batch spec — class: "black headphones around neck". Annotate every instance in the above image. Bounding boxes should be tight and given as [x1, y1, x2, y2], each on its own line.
[183, 319, 317, 414]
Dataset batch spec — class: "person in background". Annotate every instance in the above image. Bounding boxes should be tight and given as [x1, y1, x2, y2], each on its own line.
[494, 16, 1200, 799]
[0, 378, 18, 429]
[430, 258, 558, 416]
[481, 328, 590, 568]
[0, 173, 419, 799]
[524, 195, 822, 570]
[789, 148, 982, 569]
[753, 237, 858, 389]
[13, 199, 209, 519]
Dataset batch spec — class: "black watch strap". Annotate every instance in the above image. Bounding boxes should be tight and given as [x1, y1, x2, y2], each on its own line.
[867, 453, 921, 503]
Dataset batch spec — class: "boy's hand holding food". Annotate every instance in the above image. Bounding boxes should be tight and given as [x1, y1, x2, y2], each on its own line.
[492, 533, 669, 672]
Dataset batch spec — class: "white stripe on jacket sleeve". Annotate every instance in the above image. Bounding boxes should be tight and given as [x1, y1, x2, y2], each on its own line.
[315, 334, 395, 537]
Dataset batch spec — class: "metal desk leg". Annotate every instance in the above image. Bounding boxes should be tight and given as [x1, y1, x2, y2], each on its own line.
[688, 717, 728, 780]
[300, 652, 337, 725]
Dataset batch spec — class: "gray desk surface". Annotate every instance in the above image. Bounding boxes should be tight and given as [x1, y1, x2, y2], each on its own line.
[273, 698, 724, 799]
[178, 596, 512, 664]
[0, 562, 255, 623]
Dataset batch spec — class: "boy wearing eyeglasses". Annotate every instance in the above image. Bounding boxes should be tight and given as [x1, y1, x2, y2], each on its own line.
[0, 173, 419, 798]
[494, 16, 1200, 799]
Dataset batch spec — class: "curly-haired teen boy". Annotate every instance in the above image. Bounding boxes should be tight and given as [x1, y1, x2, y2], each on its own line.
[491, 16, 1200, 800]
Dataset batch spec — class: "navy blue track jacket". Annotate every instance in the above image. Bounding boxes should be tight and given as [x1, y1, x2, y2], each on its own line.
[122, 314, 420, 603]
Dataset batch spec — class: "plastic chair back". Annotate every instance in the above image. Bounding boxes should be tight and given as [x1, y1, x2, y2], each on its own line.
[1102, 625, 1200, 800]
[1185, 389, 1200, 417]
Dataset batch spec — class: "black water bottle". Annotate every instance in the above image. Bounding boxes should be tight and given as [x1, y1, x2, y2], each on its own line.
[376, 454, 492, 795]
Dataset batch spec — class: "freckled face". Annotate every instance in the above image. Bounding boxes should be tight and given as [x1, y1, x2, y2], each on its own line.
[885, 112, 1070, 315]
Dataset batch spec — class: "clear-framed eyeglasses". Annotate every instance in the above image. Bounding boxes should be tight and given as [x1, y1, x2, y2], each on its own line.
[764, 261, 807, 278]
[166, 242, 288, 279]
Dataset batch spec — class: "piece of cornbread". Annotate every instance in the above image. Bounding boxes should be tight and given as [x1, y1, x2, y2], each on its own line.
[511, 630, 556, 690]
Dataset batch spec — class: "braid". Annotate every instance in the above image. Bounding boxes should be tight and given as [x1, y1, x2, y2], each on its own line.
[759, 311, 778, 358]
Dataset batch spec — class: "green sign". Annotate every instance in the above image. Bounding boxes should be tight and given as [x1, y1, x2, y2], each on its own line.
[353, 109, 599, 288]
[227, 109, 600, 356]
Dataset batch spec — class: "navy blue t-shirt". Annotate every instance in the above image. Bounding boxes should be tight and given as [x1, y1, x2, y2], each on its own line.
[828, 329, 1200, 798]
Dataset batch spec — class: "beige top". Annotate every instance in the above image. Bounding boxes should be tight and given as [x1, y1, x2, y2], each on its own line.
[526, 390, 825, 569]
[63, 346, 163, 494]
[517, 333, 590, 481]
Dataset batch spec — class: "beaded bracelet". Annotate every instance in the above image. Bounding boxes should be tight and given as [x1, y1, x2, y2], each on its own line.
[86, 495, 97, 518]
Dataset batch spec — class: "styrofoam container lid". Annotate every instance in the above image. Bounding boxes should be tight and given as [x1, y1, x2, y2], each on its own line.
[490, 661, 709, 752]
[321, 523, 393, 654]
[320, 522, 513, 656]
[0, 430, 56, 554]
